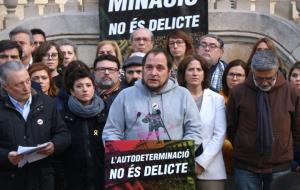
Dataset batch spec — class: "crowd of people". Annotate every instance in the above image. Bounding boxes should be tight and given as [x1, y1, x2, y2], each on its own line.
[0, 26, 299, 190]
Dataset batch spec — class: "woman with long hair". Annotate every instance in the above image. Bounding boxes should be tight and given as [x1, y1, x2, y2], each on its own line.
[28, 63, 58, 97]
[33, 41, 64, 88]
[178, 54, 226, 190]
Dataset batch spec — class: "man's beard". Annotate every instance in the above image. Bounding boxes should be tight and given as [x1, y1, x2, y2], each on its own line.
[142, 78, 169, 92]
[127, 78, 138, 87]
[96, 78, 114, 89]
[253, 78, 276, 92]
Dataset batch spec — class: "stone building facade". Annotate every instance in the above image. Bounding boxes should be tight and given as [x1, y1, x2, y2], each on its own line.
[0, 0, 299, 68]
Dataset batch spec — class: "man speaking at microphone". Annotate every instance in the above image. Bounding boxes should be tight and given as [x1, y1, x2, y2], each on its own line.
[103, 49, 202, 146]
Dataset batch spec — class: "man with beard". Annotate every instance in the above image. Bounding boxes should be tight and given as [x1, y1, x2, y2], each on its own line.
[93, 54, 121, 110]
[196, 34, 227, 92]
[103, 49, 202, 146]
[121, 53, 143, 89]
[227, 50, 300, 190]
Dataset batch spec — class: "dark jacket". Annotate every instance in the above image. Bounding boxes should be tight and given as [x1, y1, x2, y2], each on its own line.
[60, 104, 106, 190]
[227, 72, 300, 173]
[0, 89, 70, 190]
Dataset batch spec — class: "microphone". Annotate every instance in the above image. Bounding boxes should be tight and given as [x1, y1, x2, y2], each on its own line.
[127, 112, 141, 130]
[156, 109, 171, 140]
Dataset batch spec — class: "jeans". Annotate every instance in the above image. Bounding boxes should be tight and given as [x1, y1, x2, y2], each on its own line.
[233, 167, 291, 190]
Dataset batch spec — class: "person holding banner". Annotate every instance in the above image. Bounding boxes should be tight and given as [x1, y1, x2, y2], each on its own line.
[102, 49, 202, 146]
[166, 30, 194, 79]
[177, 54, 227, 190]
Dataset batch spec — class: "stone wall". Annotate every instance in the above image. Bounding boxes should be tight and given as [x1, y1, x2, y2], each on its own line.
[0, 10, 299, 69]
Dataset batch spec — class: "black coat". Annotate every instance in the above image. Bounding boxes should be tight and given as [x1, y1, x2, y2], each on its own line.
[0, 89, 71, 190]
[60, 104, 106, 190]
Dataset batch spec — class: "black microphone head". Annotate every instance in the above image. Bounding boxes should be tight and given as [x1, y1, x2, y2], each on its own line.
[156, 109, 161, 115]
[137, 112, 141, 117]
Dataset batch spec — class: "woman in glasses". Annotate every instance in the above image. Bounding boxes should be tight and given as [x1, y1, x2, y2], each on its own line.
[221, 59, 248, 103]
[220, 59, 248, 189]
[166, 30, 194, 79]
[33, 41, 64, 88]
[178, 54, 226, 190]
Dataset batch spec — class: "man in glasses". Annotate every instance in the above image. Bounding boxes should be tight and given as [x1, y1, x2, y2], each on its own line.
[129, 27, 154, 54]
[196, 34, 227, 92]
[93, 54, 121, 110]
[121, 53, 144, 89]
[227, 50, 300, 190]
[9, 27, 34, 69]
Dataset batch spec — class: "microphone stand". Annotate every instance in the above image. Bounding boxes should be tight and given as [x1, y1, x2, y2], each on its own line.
[157, 109, 171, 140]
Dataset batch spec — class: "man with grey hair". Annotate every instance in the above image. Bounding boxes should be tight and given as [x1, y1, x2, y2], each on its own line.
[0, 61, 70, 190]
[9, 27, 34, 68]
[227, 50, 300, 190]
[129, 27, 154, 54]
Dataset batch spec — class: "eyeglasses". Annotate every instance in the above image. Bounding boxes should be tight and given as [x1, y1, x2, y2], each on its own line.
[0, 54, 19, 59]
[133, 37, 151, 42]
[198, 43, 219, 50]
[253, 73, 277, 83]
[43, 53, 58, 60]
[168, 40, 185, 47]
[227, 73, 245, 79]
[95, 67, 118, 74]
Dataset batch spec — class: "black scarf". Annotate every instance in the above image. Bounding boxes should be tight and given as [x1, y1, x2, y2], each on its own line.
[68, 95, 105, 118]
[256, 90, 273, 156]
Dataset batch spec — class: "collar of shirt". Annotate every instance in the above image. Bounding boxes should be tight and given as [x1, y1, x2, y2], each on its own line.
[9, 95, 32, 121]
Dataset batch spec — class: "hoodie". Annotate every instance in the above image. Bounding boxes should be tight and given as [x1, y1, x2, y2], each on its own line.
[102, 78, 202, 147]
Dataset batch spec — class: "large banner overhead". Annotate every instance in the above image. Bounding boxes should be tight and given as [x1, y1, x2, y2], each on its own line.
[99, 0, 208, 40]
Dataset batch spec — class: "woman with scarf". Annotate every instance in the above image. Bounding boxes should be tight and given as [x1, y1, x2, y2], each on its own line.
[60, 67, 106, 190]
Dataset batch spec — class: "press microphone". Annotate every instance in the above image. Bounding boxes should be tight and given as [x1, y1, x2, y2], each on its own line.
[156, 109, 171, 140]
[127, 112, 141, 130]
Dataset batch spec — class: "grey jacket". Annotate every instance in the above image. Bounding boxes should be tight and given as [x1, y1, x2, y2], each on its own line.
[102, 78, 202, 147]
